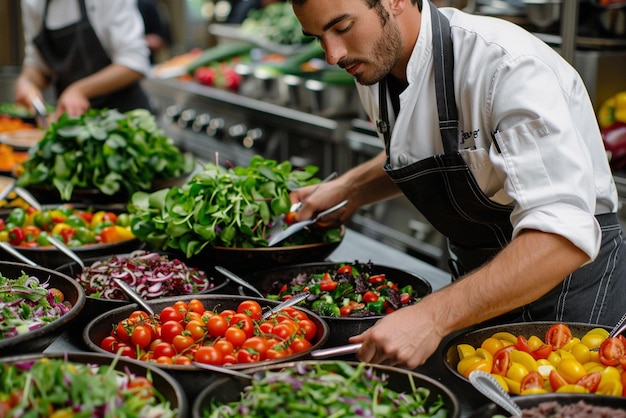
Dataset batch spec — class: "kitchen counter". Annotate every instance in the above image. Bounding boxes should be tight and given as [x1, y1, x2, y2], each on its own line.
[45, 228, 484, 417]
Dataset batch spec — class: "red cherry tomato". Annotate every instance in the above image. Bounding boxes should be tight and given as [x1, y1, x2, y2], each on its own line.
[598, 337, 626, 366]
[545, 324, 573, 350]
[520, 371, 544, 393]
[576, 372, 602, 393]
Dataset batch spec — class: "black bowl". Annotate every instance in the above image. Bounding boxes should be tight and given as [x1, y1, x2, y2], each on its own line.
[83, 294, 330, 403]
[240, 261, 432, 347]
[55, 251, 230, 332]
[469, 393, 626, 417]
[181, 226, 345, 274]
[0, 204, 144, 268]
[0, 261, 86, 356]
[0, 351, 188, 417]
[192, 360, 460, 418]
[442, 321, 611, 408]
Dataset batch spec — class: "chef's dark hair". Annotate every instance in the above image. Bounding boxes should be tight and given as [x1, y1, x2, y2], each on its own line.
[290, 0, 423, 12]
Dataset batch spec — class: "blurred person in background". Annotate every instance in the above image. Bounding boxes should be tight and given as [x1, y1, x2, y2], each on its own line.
[16, 0, 152, 118]
[138, 0, 172, 64]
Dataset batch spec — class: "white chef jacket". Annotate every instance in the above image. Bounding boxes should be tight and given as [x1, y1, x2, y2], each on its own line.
[21, 0, 151, 79]
[356, 0, 618, 260]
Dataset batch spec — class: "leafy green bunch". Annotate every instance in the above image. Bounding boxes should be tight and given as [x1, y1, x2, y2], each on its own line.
[17, 108, 195, 200]
[128, 156, 339, 257]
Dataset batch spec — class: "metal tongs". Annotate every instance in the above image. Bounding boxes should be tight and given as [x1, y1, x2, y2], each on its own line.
[31, 96, 49, 129]
[267, 199, 349, 247]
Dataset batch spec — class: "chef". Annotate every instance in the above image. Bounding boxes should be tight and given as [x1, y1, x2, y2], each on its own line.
[15, 0, 152, 118]
[288, 0, 626, 368]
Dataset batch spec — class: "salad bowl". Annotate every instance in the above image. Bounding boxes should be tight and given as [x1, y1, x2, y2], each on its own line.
[0, 261, 86, 356]
[192, 360, 460, 418]
[238, 261, 432, 347]
[83, 294, 330, 402]
[0, 352, 188, 417]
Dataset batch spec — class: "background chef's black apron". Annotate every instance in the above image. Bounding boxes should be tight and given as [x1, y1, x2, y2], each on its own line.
[380, 1, 626, 327]
[34, 0, 151, 112]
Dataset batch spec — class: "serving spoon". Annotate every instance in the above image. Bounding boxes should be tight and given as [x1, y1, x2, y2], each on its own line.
[469, 370, 522, 417]
[214, 266, 264, 298]
[0, 241, 38, 266]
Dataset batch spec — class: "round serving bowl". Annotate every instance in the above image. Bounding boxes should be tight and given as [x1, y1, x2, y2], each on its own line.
[182, 226, 345, 274]
[240, 261, 432, 347]
[0, 261, 85, 356]
[469, 393, 626, 417]
[442, 321, 614, 407]
[83, 294, 330, 403]
[55, 250, 230, 331]
[192, 360, 460, 418]
[0, 351, 188, 417]
[0, 203, 143, 268]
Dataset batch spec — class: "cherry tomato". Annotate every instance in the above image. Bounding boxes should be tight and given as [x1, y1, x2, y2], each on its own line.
[187, 299, 205, 315]
[363, 291, 379, 303]
[266, 347, 289, 360]
[207, 315, 228, 338]
[319, 276, 338, 292]
[242, 336, 269, 358]
[230, 313, 255, 338]
[100, 335, 118, 352]
[598, 337, 625, 366]
[284, 211, 297, 225]
[491, 346, 513, 376]
[531, 344, 553, 360]
[339, 305, 353, 316]
[153, 342, 176, 359]
[545, 324, 573, 350]
[174, 355, 192, 366]
[214, 339, 235, 356]
[173, 301, 189, 314]
[225, 326, 247, 348]
[297, 319, 317, 341]
[129, 310, 150, 323]
[195, 346, 224, 365]
[237, 348, 261, 363]
[547, 370, 568, 391]
[368, 274, 385, 284]
[336, 265, 353, 275]
[576, 371, 602, 393]
[272, 322, 297, 341]
[160, 306, 184, 323]
[290, 338, 312, 353]
[259, 321, 274, 334]
[172, 334, 195, 353]
[237, 300, 263, 320]
[185, 319, 206, 341]
[115, 321, 132, 342]
[520, 371, 544, 393]
[160, 320, 184, 344]
[156, 356, 174, 364]
[131, 325, 154, 349]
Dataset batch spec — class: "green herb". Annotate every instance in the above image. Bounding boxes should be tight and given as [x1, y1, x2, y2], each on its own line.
[16, 108, 195, 200]
[204, 361, 449, 417]
[127, 156, 342, 256]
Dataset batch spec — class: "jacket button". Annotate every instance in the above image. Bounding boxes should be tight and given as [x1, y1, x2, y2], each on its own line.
[398, 153, 408, 165]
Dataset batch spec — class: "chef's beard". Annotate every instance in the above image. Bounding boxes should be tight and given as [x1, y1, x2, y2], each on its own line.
[340, 18, 402, 86]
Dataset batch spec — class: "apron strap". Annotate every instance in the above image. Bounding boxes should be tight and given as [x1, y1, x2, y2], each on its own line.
[377, 1, 459, 156]
[429, 0, 459, 155]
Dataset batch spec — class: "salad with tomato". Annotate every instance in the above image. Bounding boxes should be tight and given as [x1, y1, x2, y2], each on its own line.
[264, 261, 420, 317]
[0, 271, 71, 339]
[0, 204, 134, 248]
[0, 356, 178, 417]
[455, 323, 626, 397]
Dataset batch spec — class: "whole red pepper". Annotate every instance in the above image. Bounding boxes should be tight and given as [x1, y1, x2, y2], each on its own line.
[8, 227, 24, 246]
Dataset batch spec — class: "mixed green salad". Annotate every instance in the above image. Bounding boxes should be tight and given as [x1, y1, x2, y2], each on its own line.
[0, 271, 71, 340]
[0, 356, 178, 417]
[127, 156, 343, 257]
[265, 261, 421, 317]
[204, 361, 449, 417]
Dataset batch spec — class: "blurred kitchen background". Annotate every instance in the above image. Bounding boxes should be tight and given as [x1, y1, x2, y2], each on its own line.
[1, 0, 626, 269]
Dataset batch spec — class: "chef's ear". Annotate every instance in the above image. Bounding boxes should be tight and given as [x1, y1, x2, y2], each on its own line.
[388, 0, 410, 14]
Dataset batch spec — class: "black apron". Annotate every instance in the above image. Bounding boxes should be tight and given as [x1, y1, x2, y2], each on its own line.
[33, 0, 151, 112]
[379, 1, 626, 326]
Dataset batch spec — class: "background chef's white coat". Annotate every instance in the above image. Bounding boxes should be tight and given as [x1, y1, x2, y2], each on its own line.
[356, 0, 618, 261]
[21, 0, 150, 79]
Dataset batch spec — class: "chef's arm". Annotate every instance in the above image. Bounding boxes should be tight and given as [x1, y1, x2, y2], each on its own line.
[15, 66, 51, 110]
[56, 64, 144, 117]
[351, 229, 589, 369]
[292, 151, 403, 223]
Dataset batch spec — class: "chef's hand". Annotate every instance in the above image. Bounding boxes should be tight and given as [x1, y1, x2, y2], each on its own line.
[56, 86, 90, 118]
[348, 302, 445, 369]
[289, 179, 358, 228]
